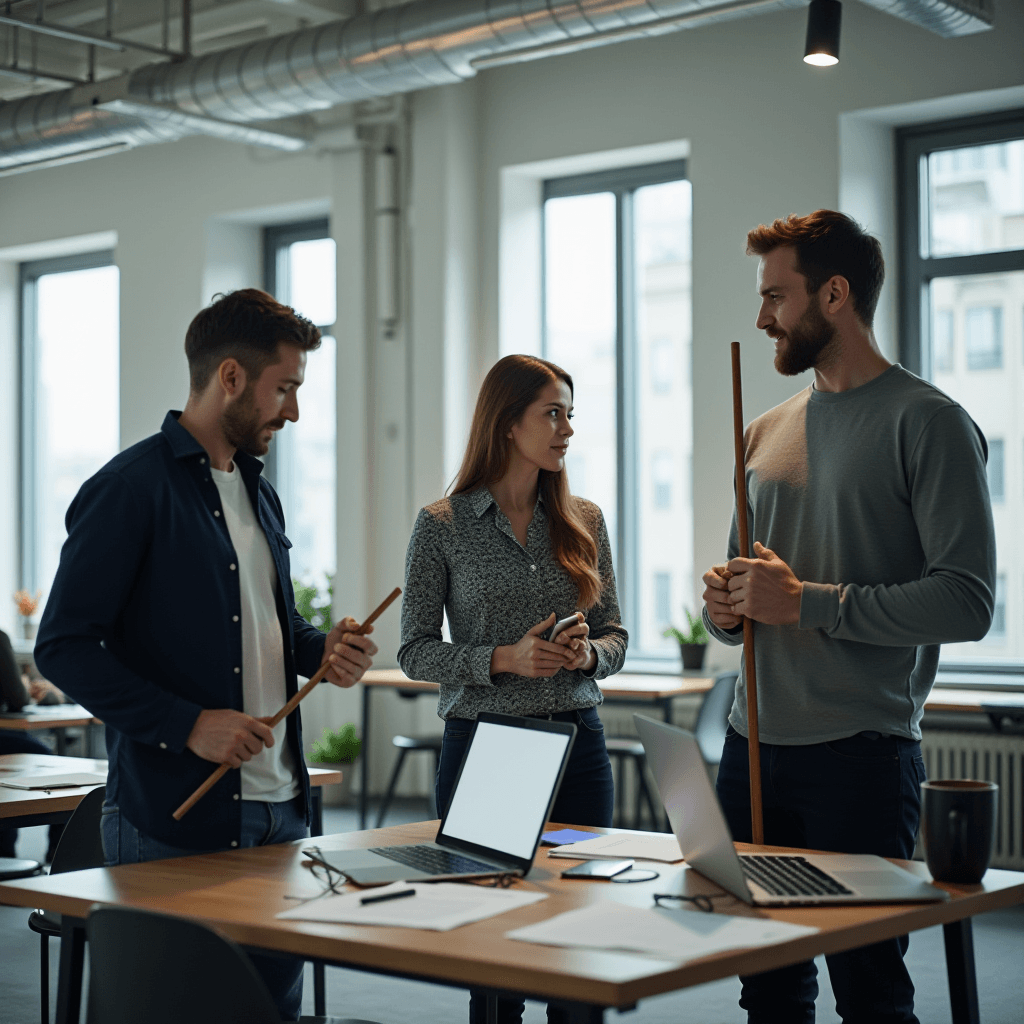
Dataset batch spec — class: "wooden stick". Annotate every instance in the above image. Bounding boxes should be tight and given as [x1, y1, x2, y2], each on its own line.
[173, 587, 402, 821]
[731, 342, 764, 846]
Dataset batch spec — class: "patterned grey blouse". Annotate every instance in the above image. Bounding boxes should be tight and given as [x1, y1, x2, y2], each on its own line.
[397, 486, 628, 721]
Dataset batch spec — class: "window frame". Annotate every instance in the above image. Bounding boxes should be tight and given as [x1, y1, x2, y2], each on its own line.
[19, 248, 116, 594]
[897, 109, 1024, 683]
[541, 159, 688, 660]
[261, 218, 332, 488]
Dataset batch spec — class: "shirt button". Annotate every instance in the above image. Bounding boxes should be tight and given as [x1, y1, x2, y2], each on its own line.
[233, 793, 240, 801]
[234, 666, 241, 674]
[232, 615, 239, 623]
[229, 563, 237, 571]
[214, 510, 221, 517]
[231, 840, 238, 847]
[530, 565, 537, 571]
[159, 742, 167, 750]
[199, 458, 206, 465]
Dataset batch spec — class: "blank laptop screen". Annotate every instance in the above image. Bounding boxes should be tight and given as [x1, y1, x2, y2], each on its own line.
[440, 720, 571, 860]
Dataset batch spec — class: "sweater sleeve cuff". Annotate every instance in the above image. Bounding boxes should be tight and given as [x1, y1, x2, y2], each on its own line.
[162, 696, 205, 755]
[799, 581, 841, 631]
[470, 646, 497, 687]
[581, 642, 607, 680]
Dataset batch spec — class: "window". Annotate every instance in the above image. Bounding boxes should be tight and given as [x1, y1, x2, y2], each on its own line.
[965, 305, 1003, 369]
[20, 252, 119, 597]
[899, 110, 1024, 669]
[988, 439, 1005, 501]
[543, 161, 692, 659]
[654, 572, 671, 628]
[263, 220, 337, 590]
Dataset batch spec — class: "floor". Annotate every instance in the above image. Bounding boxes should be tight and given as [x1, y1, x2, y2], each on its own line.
[1, 798, 1022, 1024]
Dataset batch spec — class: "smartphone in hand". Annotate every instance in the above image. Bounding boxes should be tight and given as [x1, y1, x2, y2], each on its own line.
[547, 613, 582, 644]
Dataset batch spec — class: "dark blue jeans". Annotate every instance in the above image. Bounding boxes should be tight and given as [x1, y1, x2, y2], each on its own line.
[716, 726, 927, 1024]
[436, 706, 615, 1024]
[101, 795, 308, 1021]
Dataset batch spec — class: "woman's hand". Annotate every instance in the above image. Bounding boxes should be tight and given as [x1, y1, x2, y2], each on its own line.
[553, 613, 596, 672]
[490, 612, 576, 678]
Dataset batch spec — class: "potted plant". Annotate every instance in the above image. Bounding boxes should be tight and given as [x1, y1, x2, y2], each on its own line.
[663, 609, 710, 671]
[307, 723, 361, 806]
[13, 589, 42, 641]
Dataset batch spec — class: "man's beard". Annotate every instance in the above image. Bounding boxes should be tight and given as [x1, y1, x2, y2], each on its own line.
[221, 385, 284, 457]
[770, 299, 837, 376]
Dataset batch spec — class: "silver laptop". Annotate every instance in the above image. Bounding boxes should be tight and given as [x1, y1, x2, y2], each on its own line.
[634, 715, 947, 906]
[310, 712, 576, 885]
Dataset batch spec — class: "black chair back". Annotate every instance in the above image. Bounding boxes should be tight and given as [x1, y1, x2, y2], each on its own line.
[86, 905, 281, 1024]
[694, 671, 738, 766]
[49, 786, 106, 875]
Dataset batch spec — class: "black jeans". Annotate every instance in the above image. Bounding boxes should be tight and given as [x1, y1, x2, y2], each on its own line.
[716, 726, 927, 1024]
[436, 706, 614, 1024]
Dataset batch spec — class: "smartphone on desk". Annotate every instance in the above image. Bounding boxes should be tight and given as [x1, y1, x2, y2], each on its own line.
[560, 859, 634, 880]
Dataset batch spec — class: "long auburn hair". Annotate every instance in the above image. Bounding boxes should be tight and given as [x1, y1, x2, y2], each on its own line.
[449, 354, 603, 609]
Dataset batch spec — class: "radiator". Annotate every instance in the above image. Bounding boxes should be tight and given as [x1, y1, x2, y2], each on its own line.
[920, 730, 1024, 871]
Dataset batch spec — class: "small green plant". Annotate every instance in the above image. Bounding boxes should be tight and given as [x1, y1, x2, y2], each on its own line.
[308, 723, 361, 764]
[293, 576, 334, 633]
[663, 608, 709, 646]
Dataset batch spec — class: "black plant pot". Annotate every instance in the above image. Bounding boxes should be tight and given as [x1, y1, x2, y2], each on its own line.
[679, 643, 707, 671]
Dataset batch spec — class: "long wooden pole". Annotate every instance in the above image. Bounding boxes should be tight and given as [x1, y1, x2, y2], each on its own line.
[731, 342, 764, 845]
[173, 587, 402, 821]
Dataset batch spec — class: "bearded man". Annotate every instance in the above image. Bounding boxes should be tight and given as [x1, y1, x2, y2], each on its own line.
[35, 289, 377, 1020]
[701, 211, 995, 1024]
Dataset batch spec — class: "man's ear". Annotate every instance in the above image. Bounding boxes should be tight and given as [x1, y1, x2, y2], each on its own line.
[824, 275, 850, 315]
[217, 357, 247, 398]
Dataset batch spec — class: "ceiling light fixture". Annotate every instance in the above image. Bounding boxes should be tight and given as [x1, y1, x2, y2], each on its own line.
[804, 0, 842, 67]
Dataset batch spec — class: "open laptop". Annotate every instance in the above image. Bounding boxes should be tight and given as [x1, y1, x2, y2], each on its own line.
[310, 712, 576, 885]
[634, 715, 947, 906]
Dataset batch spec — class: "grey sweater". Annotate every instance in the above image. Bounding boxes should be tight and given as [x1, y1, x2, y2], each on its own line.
[705, 365, 995, 744]
[398, 487, 628, 720]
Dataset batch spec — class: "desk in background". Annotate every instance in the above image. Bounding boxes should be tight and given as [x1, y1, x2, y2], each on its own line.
[0, 753, 341, 836]
[0, 820, 1019, 1024]
[357, 670, 715, 829]
[0, 705, 102, 757]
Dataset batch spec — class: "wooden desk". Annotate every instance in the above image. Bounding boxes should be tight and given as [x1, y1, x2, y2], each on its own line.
[0, 753, 341, 834]
[0, 705, 102, 756]
[357, 670, 715, 828]
[924, 688, 1024, 729]
[0, 821, 1019, 1024]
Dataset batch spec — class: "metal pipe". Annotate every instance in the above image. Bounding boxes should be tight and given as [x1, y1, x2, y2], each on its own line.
[0, 13, 185, 56]
[181, 0, 190, 57]
[0, 60, 86, 85]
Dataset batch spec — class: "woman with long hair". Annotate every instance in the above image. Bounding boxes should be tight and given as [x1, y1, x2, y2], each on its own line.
[398, 353, 627, 1024]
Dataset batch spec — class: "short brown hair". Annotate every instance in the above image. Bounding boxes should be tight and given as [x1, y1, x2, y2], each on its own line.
[185, 288, 321, 392]
[746, 210, 885, 325]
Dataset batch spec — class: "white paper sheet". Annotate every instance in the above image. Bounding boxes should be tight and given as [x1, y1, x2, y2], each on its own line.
[0, 772, 107, 790]
[547, 833, 683, 863]
[506, 902, 818, 962]
[276, 880, 547, 931]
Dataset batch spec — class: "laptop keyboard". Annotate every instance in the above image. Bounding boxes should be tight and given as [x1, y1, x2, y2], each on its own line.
[739, 855, 854, 897]
[369, 844, 499, 876]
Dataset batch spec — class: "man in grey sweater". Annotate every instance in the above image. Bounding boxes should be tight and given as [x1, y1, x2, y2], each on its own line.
[702, 210, 995, 1024]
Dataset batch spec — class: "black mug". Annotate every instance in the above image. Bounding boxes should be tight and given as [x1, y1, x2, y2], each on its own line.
[920, 780, 998, 884]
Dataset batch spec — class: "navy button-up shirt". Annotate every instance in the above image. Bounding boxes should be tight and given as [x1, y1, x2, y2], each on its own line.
[35, 412, 327, 849]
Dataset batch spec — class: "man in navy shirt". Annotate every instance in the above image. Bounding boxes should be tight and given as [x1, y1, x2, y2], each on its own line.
[36, 289, 377, 1020]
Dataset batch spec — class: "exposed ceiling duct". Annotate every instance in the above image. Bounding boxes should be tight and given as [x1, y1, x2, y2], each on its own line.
[0, 0, 996, 175]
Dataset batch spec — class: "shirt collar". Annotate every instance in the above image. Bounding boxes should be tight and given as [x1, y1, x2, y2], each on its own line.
[161, 410, 264, 479]
[467, 485, 546, 518]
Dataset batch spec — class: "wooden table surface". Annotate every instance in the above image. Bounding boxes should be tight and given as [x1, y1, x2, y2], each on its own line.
[0, 704, 100, 731]
[0, 753, 341, 822]
[1, 820, 1020, 1010]
[362, 669, 716, 701]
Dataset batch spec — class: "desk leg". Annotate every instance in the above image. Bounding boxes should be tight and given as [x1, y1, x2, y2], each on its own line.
[359, 684, 371, 830]
[944, 918, 980, 1024]
[310, 787, 324, 838]
[308, 786, 326, 1014]
[548, 1001, 604, 1023]
[55, 915, 86, 1024]
[54, 727, 67, 757]
[659, 696, 673, 724]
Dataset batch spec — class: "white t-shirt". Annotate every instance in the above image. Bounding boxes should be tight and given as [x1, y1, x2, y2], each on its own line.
[211, 463, 299, 802]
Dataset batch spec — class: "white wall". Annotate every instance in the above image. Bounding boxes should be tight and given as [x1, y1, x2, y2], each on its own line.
[0, 0, 1021, 786]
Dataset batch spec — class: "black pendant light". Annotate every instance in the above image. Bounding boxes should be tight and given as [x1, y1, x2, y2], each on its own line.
[804, 0, 842, 66]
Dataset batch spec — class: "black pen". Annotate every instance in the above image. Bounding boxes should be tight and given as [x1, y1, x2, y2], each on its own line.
[360, 887, 416, 906]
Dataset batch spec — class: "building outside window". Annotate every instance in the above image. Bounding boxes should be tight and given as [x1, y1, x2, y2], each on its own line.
[263, 221, 337, 594]
[543, 161, 692, 660]
[20, 252, 119, 598]
[899, 110, 1024, 669]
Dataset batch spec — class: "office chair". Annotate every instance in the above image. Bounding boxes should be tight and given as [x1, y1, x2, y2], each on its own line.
[28, 784, 106, 1024]
[693, 671, 738, 768]
[86, 905, 381, 1024]
[375, 690, 442, 827]
[605, 737, 659, 829]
